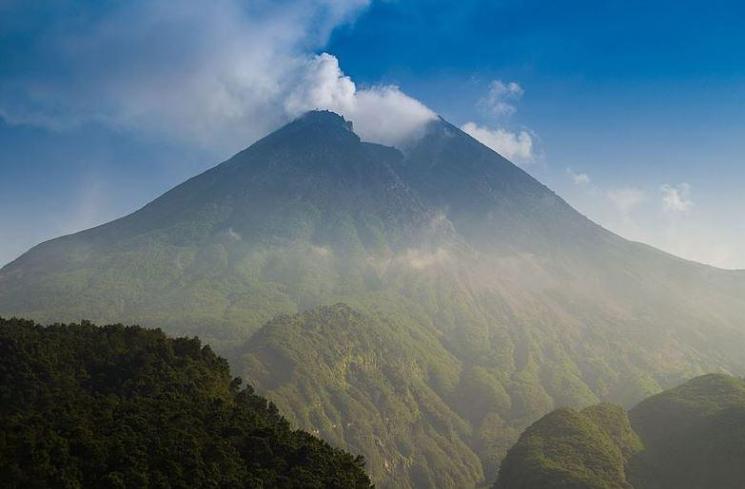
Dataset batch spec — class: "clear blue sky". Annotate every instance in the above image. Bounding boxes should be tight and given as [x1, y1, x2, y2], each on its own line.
[2, 0, 745, 268]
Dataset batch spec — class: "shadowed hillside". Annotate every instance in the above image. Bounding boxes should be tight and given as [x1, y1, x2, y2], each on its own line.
[494, 374, 745, 489]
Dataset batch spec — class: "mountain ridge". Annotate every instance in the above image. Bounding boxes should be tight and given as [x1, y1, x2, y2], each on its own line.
[3, 110, 745, 488]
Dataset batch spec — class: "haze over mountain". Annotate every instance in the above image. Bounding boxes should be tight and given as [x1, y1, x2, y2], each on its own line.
[2, 110, 745, 488]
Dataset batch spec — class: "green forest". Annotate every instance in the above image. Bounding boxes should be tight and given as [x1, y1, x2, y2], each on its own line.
[495, 374, 745, 489]
[0, 317, 372, 489]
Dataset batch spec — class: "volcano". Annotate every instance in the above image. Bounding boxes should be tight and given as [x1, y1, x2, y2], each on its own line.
[3, 110, 745, 488]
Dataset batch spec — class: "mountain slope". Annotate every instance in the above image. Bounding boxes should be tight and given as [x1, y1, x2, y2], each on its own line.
[239, 304, 483, 488]
[0, 111, 446, 348]
[495, 404, 641, 489]
[0, 316, 372, 489]
[2, 110, 745, 488]
[494, 374, 745, 489]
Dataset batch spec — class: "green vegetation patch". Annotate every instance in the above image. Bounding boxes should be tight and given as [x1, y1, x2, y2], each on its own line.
[0, 317, 372, 489]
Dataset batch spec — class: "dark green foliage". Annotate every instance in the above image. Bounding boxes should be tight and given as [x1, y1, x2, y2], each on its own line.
[494, 374, 745, 489]
[628, 374, 745, 489]
[495, 405, 640, 489]
[0, 317, 373, 489]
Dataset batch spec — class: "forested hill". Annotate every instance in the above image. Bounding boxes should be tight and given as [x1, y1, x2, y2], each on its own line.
[0, 317, 373, 489]
[494, 374, 745, 489]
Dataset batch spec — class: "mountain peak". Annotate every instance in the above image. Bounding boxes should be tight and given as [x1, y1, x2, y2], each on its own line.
[297, 109, 353, 130]
[260, 110, 359, 149]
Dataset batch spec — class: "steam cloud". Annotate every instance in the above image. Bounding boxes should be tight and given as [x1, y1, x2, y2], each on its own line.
[0, 0, 435, 152]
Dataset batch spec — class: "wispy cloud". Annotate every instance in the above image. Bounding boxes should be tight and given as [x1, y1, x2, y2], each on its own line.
[607, 187, 646, 215]
[661, 183, 694, 212]
[461, 122, 534, 162]
[0, 0, 435, 151]
[461, 79, 535, 163]
[479, 80, 524, 116]
[567, 168, 591, 185]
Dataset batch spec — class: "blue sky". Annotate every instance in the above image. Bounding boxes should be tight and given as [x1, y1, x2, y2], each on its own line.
[1, 0, 745, 268]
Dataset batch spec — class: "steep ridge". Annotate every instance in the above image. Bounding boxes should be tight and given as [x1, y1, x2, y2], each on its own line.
[239, 304, 483, 488]
[2, 111, 745, 488]
[400, 117, 599, 250]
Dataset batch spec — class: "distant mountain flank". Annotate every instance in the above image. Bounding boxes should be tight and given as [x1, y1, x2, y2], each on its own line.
[494, 374, 745, 489]
[3, 110, 745, 488]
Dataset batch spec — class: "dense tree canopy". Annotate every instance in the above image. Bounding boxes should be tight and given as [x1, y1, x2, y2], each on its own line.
[0, 317, 373, 489]
[494, 404, 640, 489]
[494, 374, 745, 489]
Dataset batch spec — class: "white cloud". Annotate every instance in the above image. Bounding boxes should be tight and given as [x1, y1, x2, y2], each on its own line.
[285, 54, 436, 145]
[0, 0, 435, 151]
[567, 168, 591, 185]
[479, 80, 524, 116]
[563, 177, 742, 269]
[661, 183, 694, 212]
[607, 187, 646, 215]
[462, 79, 536, 163]
[460, 122, 534, 162]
